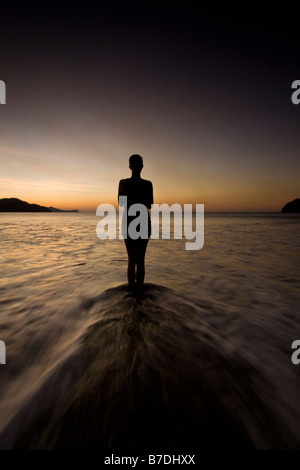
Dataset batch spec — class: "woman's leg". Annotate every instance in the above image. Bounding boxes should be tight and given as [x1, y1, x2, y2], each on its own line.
[136, 239, 149, 286]
[124, 239, 136, 286]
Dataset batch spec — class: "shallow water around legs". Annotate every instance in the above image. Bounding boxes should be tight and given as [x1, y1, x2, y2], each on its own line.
[0, 212, 299, 449]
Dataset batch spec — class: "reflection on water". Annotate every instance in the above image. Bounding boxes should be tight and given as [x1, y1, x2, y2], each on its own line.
[0, 212, 299, 449]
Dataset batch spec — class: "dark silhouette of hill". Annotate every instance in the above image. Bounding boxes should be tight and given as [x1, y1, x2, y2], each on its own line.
[281, 199, 300, 213]
[48, 206, 79, 213]
[0, 198, 78, 212]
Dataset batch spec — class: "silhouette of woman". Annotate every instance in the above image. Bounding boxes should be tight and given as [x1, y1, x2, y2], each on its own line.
[118, 155, 153, 288]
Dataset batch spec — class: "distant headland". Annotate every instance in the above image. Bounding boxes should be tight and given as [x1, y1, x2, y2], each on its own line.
[281, 198, 300, 213]
[0, 198, 79, 212]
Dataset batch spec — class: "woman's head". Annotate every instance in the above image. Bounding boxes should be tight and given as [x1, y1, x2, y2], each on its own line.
[129, 154, 143, 172]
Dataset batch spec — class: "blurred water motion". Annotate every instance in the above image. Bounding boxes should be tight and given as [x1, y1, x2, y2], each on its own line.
[0, 212, 299, 449]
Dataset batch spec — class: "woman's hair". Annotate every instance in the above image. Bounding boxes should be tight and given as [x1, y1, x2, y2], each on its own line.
[129, 154, 143, 170]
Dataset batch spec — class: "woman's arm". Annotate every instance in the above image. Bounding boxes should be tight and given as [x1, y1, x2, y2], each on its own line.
[118, 179, 126, 206]
[147, 181, 153, 209]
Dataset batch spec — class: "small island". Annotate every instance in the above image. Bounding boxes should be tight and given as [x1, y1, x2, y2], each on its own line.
[281, 198, 300, 213]
[0, 198, 79, 212]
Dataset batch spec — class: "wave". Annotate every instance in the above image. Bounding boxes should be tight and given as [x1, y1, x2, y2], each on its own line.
[0, 283, 298, 449]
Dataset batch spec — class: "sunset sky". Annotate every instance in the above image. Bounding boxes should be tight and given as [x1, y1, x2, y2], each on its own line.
[0, 2, 299, 212]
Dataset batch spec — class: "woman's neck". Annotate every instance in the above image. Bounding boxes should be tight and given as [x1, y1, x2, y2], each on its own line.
[131, 171, 141, 180]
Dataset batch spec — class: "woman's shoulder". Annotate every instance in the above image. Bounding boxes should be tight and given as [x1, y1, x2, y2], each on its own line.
[118, 178, 130, 187]
[141, 178, 153, 186]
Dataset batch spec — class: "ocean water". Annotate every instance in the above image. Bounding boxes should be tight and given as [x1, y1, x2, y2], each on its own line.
[0, 212, 299, 449]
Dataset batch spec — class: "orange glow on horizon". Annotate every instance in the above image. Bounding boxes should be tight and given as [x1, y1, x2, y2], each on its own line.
[0, 144, 298, 214]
